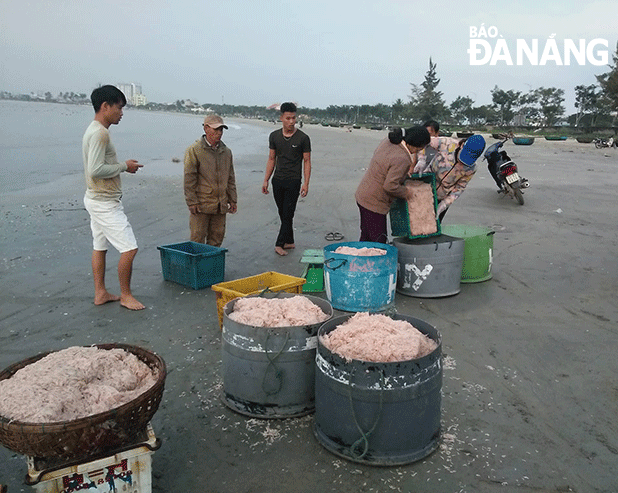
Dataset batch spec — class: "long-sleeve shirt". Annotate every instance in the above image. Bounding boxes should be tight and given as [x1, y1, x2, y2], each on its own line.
[416, 137, 476, 209]
[355, 138, 413, 214]
[184, 136, 237, 214]
[82, 120, 127, 201]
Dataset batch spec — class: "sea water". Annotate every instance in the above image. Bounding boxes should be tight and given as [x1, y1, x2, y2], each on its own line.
[0, 100, 271, 194]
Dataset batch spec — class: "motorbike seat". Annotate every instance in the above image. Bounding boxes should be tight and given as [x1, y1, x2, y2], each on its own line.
[498, 160, 515, 168]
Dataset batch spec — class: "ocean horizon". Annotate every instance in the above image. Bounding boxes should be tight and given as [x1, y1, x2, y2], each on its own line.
[0, 100, 272, 195]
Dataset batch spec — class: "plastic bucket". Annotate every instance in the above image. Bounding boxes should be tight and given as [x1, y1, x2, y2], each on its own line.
[314, 314, 442, 465]
[393, 235, 464, 297]
[323, 242, 397, 312]
[221, 292, 333, 418]
[440, 224, 495, 283]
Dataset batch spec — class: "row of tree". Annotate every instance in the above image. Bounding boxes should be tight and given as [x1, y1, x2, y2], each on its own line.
[399, 43, 618, 128]
[370, 43, 618, 128]
[0, 91, 90, 103]
[209, 44, 618, 128]
[2, 44, 617, 128]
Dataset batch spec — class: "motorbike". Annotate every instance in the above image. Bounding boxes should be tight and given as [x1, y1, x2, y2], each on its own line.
[593, 136, 615, 148]
[483, 135, 529, 205]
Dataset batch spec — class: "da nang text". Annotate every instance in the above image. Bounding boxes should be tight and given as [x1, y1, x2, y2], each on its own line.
[468, 25, 608, 66]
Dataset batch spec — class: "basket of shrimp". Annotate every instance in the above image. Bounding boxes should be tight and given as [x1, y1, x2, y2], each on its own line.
[389, 174, 440, 240]
[0, 343, 166, 460]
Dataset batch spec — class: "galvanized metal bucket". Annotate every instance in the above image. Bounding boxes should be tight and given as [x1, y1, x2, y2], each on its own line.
[393, 235, 464, 298]
[221, 292, 333, 418]
[323, 241, 397, 312]
[314, 313, 442, 465]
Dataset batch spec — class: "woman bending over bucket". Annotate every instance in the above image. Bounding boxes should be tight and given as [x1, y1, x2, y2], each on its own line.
[355, 126, 431, 243]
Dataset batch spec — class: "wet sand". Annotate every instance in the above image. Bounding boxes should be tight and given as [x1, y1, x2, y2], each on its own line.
[1, 122, 617, 492]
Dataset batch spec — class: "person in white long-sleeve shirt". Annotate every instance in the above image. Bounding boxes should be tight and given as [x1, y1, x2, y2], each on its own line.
[82, 85, 145, 310]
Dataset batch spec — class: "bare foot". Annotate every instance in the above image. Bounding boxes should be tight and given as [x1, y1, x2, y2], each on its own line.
[275, 246, 288, 256]
[120, 295, 146, 310]
[283, 243, 295, 249]
[94, 291, 121, 305]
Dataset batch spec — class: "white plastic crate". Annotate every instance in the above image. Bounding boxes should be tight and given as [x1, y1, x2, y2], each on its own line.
[26, 424, 159, 493]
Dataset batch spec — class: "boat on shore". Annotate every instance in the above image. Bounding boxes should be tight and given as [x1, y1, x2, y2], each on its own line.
[513, 137, 535, 145]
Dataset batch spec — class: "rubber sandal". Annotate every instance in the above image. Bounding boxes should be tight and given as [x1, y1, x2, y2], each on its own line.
[325, 232, 344, 241]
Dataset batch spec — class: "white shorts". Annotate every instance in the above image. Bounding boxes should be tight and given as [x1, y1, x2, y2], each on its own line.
[84, 196, 138, 253]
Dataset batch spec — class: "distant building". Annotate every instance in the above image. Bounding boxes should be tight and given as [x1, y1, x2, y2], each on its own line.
[133, 93, 147, 106]
[116, 83, 134, 100]
[512, 113, 526, 126]
[116, 83, 147, 106]
[182, 99, 198, 108]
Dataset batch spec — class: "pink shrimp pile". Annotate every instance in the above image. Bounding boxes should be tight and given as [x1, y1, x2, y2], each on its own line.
[228, 296, 330, 327]
[0, 347, 158, 423]
[320, 312, 437, 362]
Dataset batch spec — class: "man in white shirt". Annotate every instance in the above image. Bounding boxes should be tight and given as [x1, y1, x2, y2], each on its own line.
[82, 85, 144, 310]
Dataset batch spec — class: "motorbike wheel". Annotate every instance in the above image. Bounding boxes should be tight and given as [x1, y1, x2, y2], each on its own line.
[514, 187, 524, 205]
[595, 141, 602, 148]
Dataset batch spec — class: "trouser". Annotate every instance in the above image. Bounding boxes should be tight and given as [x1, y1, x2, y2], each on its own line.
[357, 202, 388, 243]
[272, 178, 301, 247]
[189, 212, 226, 247]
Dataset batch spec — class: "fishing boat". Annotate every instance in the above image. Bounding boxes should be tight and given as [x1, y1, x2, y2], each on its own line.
[513, 137, 535, 145]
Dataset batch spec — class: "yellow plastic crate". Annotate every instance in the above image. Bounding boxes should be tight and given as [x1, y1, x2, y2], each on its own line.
[211, 271, 306, 329]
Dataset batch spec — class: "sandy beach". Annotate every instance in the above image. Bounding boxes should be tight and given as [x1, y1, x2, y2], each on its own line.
[1, 119, 617, 492]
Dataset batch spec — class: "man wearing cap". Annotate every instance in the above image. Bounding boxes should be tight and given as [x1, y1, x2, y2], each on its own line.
[184, 114, 237, 246]
[414, 134, 486, 221]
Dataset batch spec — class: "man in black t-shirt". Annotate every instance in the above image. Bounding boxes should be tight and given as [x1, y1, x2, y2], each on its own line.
[262, 102, 312, 256]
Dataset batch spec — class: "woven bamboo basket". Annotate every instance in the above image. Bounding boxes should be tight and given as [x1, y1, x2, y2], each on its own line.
[0, 343, 166, 460]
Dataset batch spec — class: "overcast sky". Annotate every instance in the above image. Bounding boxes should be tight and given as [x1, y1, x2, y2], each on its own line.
[1, 0, 616, 114]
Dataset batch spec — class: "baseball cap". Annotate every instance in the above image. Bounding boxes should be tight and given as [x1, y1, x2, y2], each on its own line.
[203, 114, 228, 129]
[458, 134, 486, 166]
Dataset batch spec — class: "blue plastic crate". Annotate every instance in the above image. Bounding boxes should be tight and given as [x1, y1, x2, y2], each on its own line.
[157, 241, 227, 289]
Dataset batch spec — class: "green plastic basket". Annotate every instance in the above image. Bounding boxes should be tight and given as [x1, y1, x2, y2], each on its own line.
[389, 174, 440, 240]
[157, 241, 227, 290]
